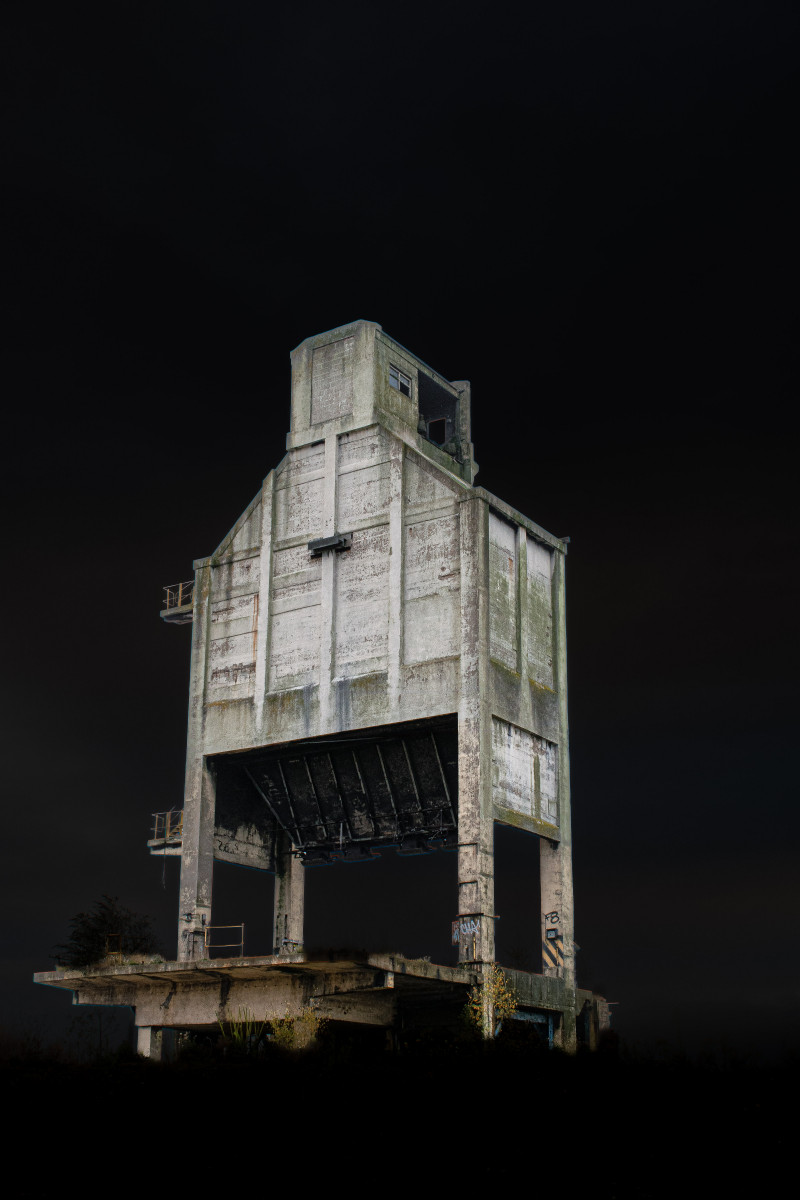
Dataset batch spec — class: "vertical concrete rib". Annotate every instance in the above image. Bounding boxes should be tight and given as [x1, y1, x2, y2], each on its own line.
[540, 544, 576, 1048]
[387, 439, 404, 717]
[254, 470, 275, 728]
[318, 433, 338, 733]
[457, 493, 494, 964]
[516, 525, 533, 729]
[178, 561, 215, 960]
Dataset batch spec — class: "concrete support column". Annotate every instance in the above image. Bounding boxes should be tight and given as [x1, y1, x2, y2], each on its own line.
[137, 1026, 175, 1061]
[178, 757, 216, 961]
[177, 561, 214, 961]
[543, 543, 577, 1050]
[457, 495, 494, 965]
[137, 1026, 163, 1060]
[274, 832, 305, 955]
[540, 837, 574, 980]
[540, 838, 576, 1048]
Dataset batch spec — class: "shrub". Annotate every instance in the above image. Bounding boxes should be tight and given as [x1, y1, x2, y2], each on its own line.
[54, 894, 161, 968]
[465, 962, 519, 1038]
[270, 1005, 328, 1051]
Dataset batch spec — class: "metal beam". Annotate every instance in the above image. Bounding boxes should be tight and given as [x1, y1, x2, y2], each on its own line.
[430, 731, 457, 828]
[244, 766, 302, 848]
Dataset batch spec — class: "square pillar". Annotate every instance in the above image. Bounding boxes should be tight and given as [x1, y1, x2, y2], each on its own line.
[542, 543, 577, 1049]
[178, 757, 216, 960]
[540, 837, 574, 981]
[177, 562, 215, 961]
[457, 495, 494, 965]
[540, 838, 576, 1049]
[274, 831, 305, 954]
[137, 1026, 175, 1062]
[137, 1026, 162, 1060]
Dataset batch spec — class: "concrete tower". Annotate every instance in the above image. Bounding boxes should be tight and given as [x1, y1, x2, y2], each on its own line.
[36, 321, 608, 1053]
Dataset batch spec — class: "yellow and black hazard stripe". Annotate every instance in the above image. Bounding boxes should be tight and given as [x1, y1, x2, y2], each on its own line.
[543, 929, 563, 971]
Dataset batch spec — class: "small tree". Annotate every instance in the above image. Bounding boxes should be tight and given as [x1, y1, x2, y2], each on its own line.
[466, 962, 519, 1039]
[54, 894, 161, 968]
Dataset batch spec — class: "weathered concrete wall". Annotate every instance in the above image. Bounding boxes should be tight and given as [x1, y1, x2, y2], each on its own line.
[198, 429, 467, 757]
[492, 717, 558, 834]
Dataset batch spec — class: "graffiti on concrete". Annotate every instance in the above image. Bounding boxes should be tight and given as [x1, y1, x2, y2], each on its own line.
[451, 916, 481, 945]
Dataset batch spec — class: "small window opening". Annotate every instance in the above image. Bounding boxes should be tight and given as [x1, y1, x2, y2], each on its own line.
[389, 364, 411, 397]
[428, 418, 447, 444]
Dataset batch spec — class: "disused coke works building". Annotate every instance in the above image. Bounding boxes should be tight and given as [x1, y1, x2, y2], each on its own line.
[36, 321, 609, 1052]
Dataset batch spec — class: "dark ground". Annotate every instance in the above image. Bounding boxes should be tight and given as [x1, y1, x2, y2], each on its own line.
[4, 1031, 794, 1195]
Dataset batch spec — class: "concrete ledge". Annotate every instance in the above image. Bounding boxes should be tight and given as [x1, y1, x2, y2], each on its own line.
[34, 953, 602, 1045]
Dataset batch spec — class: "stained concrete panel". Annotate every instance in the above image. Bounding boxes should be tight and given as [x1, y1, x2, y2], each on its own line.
[227, 499, 262, 556]
[526, 534, 554, 689]
[337, 424, 390, 472]
[404, 454, 457, 512]
[337, 461, 390, 529]
[283, 441, 326, 483]
[270, 603, 321, 686]
[210, 593, 259, 639]
[269, 544, 322, 688]
[335, 524, 390, 675]
[489, 512, 518, 671]
[275, 473, 325, 542]
[208, 630, 257, 697]
[311, 336, 354, 424]
[492, 716, 558, 828]
[404, 513, 460, 664]
[212, 555, 260, 596]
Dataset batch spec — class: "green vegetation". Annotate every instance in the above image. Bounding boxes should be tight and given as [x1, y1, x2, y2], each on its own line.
[466, 962, 519, 1037]
[54, 894, 161, 968]
[269, 1004, 328, 1050]
[215, 1004, 328, 1056]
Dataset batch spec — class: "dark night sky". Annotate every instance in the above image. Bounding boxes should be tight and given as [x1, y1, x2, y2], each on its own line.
[3, 3, 797, 1056]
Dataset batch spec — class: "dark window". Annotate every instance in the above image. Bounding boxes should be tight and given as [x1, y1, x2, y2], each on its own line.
[428, 418, 447, 444]
[389, 364, 411, 397]
[418, 371, 458, 453]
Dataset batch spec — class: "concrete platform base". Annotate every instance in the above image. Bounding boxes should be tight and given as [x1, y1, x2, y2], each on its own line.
[35, 951, 610, 1057]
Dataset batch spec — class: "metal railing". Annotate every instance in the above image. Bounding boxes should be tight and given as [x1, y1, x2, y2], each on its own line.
[163, 580, 195, 611]
[104, 934, 123, 960]
[151, 810, 183, 843]
[204, 924, 245, 957]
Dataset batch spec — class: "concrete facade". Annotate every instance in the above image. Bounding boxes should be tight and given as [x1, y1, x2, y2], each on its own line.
[36, 321, 607, 1052]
